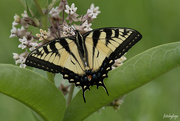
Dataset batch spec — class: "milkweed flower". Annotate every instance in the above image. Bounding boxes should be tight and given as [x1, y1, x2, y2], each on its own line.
[81, 20, 92, 32]
[112, 55, 127, 69]
[10, 1, 101, 68]
[13, 51, 28, 68]
[65, 3, 77, 15]
[29, 41, 39, 51]
[65, 3, 79, 23]
[63, 25, 75, 36]
[18, 36, 28, 49]
[87, 4, 101, 19]
[49, 7, 61, 18]
[36, 29, 49, 41]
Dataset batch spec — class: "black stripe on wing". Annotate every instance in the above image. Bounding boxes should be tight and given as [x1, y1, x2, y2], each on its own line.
[25, 37, 82, 74]
[26, 39, 62, 73]
[110, 28, 142, 59]
[26, 55, 62, 73]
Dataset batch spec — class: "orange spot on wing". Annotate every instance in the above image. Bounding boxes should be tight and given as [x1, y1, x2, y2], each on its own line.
[87, 75, 92, 81]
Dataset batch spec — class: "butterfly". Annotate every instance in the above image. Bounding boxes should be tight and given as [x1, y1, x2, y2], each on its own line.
[25, 27, 142, 102]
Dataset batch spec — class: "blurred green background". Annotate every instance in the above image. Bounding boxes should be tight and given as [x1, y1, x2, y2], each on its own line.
[0, 0, 180, 121]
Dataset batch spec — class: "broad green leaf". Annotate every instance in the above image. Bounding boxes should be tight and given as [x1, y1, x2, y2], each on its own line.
[0, 65, 66, 121]
[63, 41, 180, 121]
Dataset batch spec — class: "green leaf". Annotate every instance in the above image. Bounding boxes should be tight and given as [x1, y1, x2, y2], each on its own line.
[36, 0, 48, 9]
[25, 0, 41, 18]
[63, 41, 180, 121]
[0, 64, 66, 121]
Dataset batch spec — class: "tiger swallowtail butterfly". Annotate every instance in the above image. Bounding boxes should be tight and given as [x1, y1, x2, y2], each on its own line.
[25, 27, 142, 102]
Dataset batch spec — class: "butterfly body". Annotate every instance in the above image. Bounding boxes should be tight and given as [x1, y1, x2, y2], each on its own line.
[25, 27, 142, 102]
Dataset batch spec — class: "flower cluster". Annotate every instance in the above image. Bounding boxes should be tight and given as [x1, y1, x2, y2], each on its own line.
[107, 95, 126, 110]
[112, 55, 127, 69]
[10, 0, 101, 67]
[12, 51, 28, 68]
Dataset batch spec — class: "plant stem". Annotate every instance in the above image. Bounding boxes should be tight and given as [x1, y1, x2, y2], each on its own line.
[67, 84, 75, 106]
[41, 14, 48, 30]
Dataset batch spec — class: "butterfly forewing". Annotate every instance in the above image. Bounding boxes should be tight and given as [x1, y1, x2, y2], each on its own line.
[85, 36, 110, 72]
[83, 27, 142, 72]
[25, 37, 86, 76]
